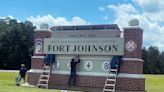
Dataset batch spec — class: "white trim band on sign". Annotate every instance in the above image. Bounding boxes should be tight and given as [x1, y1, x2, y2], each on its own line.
[31, 56, 45, 59]
[34, 29, 52, 32]
[122, 58, 144, 62]
[28, 69, 145, 79]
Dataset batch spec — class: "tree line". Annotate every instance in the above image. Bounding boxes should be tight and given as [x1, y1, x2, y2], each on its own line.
[142, 46, 164, 74]
[0, 18, 35, 70]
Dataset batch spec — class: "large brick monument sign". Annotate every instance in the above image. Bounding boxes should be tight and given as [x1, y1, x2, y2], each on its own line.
[27, 24, 146, 92]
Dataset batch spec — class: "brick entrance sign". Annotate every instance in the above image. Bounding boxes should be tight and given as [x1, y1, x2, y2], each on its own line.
[27, 24, 146, 92]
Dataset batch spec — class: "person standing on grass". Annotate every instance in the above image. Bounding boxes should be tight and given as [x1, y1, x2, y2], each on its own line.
[19, 64, 27, 83]
[68, 55, 80, 86]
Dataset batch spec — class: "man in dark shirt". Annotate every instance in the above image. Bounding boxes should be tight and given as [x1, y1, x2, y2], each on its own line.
[19, 64, 27, 83]
[68, 55, 80, 86]
[110, 55, 122, 73]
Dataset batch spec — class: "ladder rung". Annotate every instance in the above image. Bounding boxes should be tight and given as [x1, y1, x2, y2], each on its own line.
[37, 64, 52, 89]
[39, 79, 49, 82]
[41, 75, 49, 78]
[43, 67, 51, 70]
[105, 84, 115, 87]
[43, 68, 50, 70]
[104, 88, 115, 92]
[44, 66, 50, 69]
[38, 83, 48, 86]
[108, 74, 116, 77]
[42, 70, 51, 73]
[110, 69, 117, 72]
[107, 79, 116, 81]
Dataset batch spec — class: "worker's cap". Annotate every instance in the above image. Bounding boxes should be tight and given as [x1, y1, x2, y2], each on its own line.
[21, 64, 25, 67]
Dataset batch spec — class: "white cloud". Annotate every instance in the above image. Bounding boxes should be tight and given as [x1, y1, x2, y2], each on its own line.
[133, 0, 162, 13]
[108, 3, 138, 15]
[133, 0, 164, 22]
[99, 6, 106, 11]
[27, 14, 89, 29]
[101, 16, 108, 20]
[71, 16, 89, 25]
[107, 3, 164, 51]
[107, 4, 139, 27]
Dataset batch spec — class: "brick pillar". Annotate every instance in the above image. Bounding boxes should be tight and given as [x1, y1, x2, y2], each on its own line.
[31, 29, 51, 69]
[28, 29, 51, 85]
[116, 27, 146, 92]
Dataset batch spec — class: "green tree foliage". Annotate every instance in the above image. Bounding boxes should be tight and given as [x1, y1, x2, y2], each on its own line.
[142, 46, 164, 74]
[0, 18, 35, 70]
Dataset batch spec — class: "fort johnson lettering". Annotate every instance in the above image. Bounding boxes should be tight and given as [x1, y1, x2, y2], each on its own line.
[48, 44, 118, 53]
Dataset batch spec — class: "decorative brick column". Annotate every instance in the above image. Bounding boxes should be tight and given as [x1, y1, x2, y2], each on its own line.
[28, 29, 51, 85]
[116, 27, 146, 92]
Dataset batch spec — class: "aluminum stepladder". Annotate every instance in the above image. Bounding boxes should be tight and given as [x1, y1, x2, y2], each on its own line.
[103, 66, 118, 92]
[37, 64, 52, 88]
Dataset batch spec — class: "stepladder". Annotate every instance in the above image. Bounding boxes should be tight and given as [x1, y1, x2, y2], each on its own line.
[103, 68, 118, 92]
[37, 64, 52, 88]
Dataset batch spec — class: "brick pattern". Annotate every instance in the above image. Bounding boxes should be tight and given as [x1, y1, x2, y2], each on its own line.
[28, 73, 145, 91]
[34, 31, 51, 39]
[120, 27, 144, 74]
[31, 30, 51, 68]
[27, 73, 40, 85]
[119, 27, 145, 91]
[33, 31, 51, 56]
[124, 27, 143, 58]
[119, 61, 143, 74]
[116, 77, 145, 91]
[49, 74, 106, 88]
[31, 58, 44, 69]
[27, 73, 106, 87]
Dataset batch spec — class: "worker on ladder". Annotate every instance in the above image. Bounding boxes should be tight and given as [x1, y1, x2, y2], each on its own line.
[44, 54, 56, 65]
[37, 54, 56, 88]
[110, 55, 122, 73]
[103, 56, 123, 92]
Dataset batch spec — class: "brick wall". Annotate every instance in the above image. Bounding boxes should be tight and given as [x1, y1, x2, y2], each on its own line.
[116, 77, 145, 91]
[119, 61, 143, 74]
[49, 74, 106, 88]
[117, 27, 145, 91]
[33, 30, 51, 56]
[31, 58, 44, 69]
[123, 27, 143, 58]
[28, 72, 145, 92]
[34, 30, 51, 39]
[27, 73, 40, 85]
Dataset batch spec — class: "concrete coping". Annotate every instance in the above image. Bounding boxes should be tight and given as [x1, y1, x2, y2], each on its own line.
[28, 69, 145, 79]
[122, 58, 144, 62]
[34, 29, 52, 32]
[31, 56, 45, 59]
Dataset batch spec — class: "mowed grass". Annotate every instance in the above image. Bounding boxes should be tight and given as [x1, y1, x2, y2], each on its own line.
[0, 71, 75, 92]
[145, 74, 164, 92]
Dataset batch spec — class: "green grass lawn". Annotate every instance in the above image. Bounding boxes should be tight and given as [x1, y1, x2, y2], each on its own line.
[0, 71, 75, 92]
[0, 71, 164, 92]
[145, 74, 164, 92]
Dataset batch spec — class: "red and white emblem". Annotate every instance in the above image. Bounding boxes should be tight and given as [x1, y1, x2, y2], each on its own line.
[125, 40, 137, 52]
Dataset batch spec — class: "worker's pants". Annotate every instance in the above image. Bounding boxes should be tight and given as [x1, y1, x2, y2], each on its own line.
[68, 72, 76, 86]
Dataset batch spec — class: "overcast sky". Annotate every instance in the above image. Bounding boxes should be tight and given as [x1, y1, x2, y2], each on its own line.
[0, 0, 164, 51]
